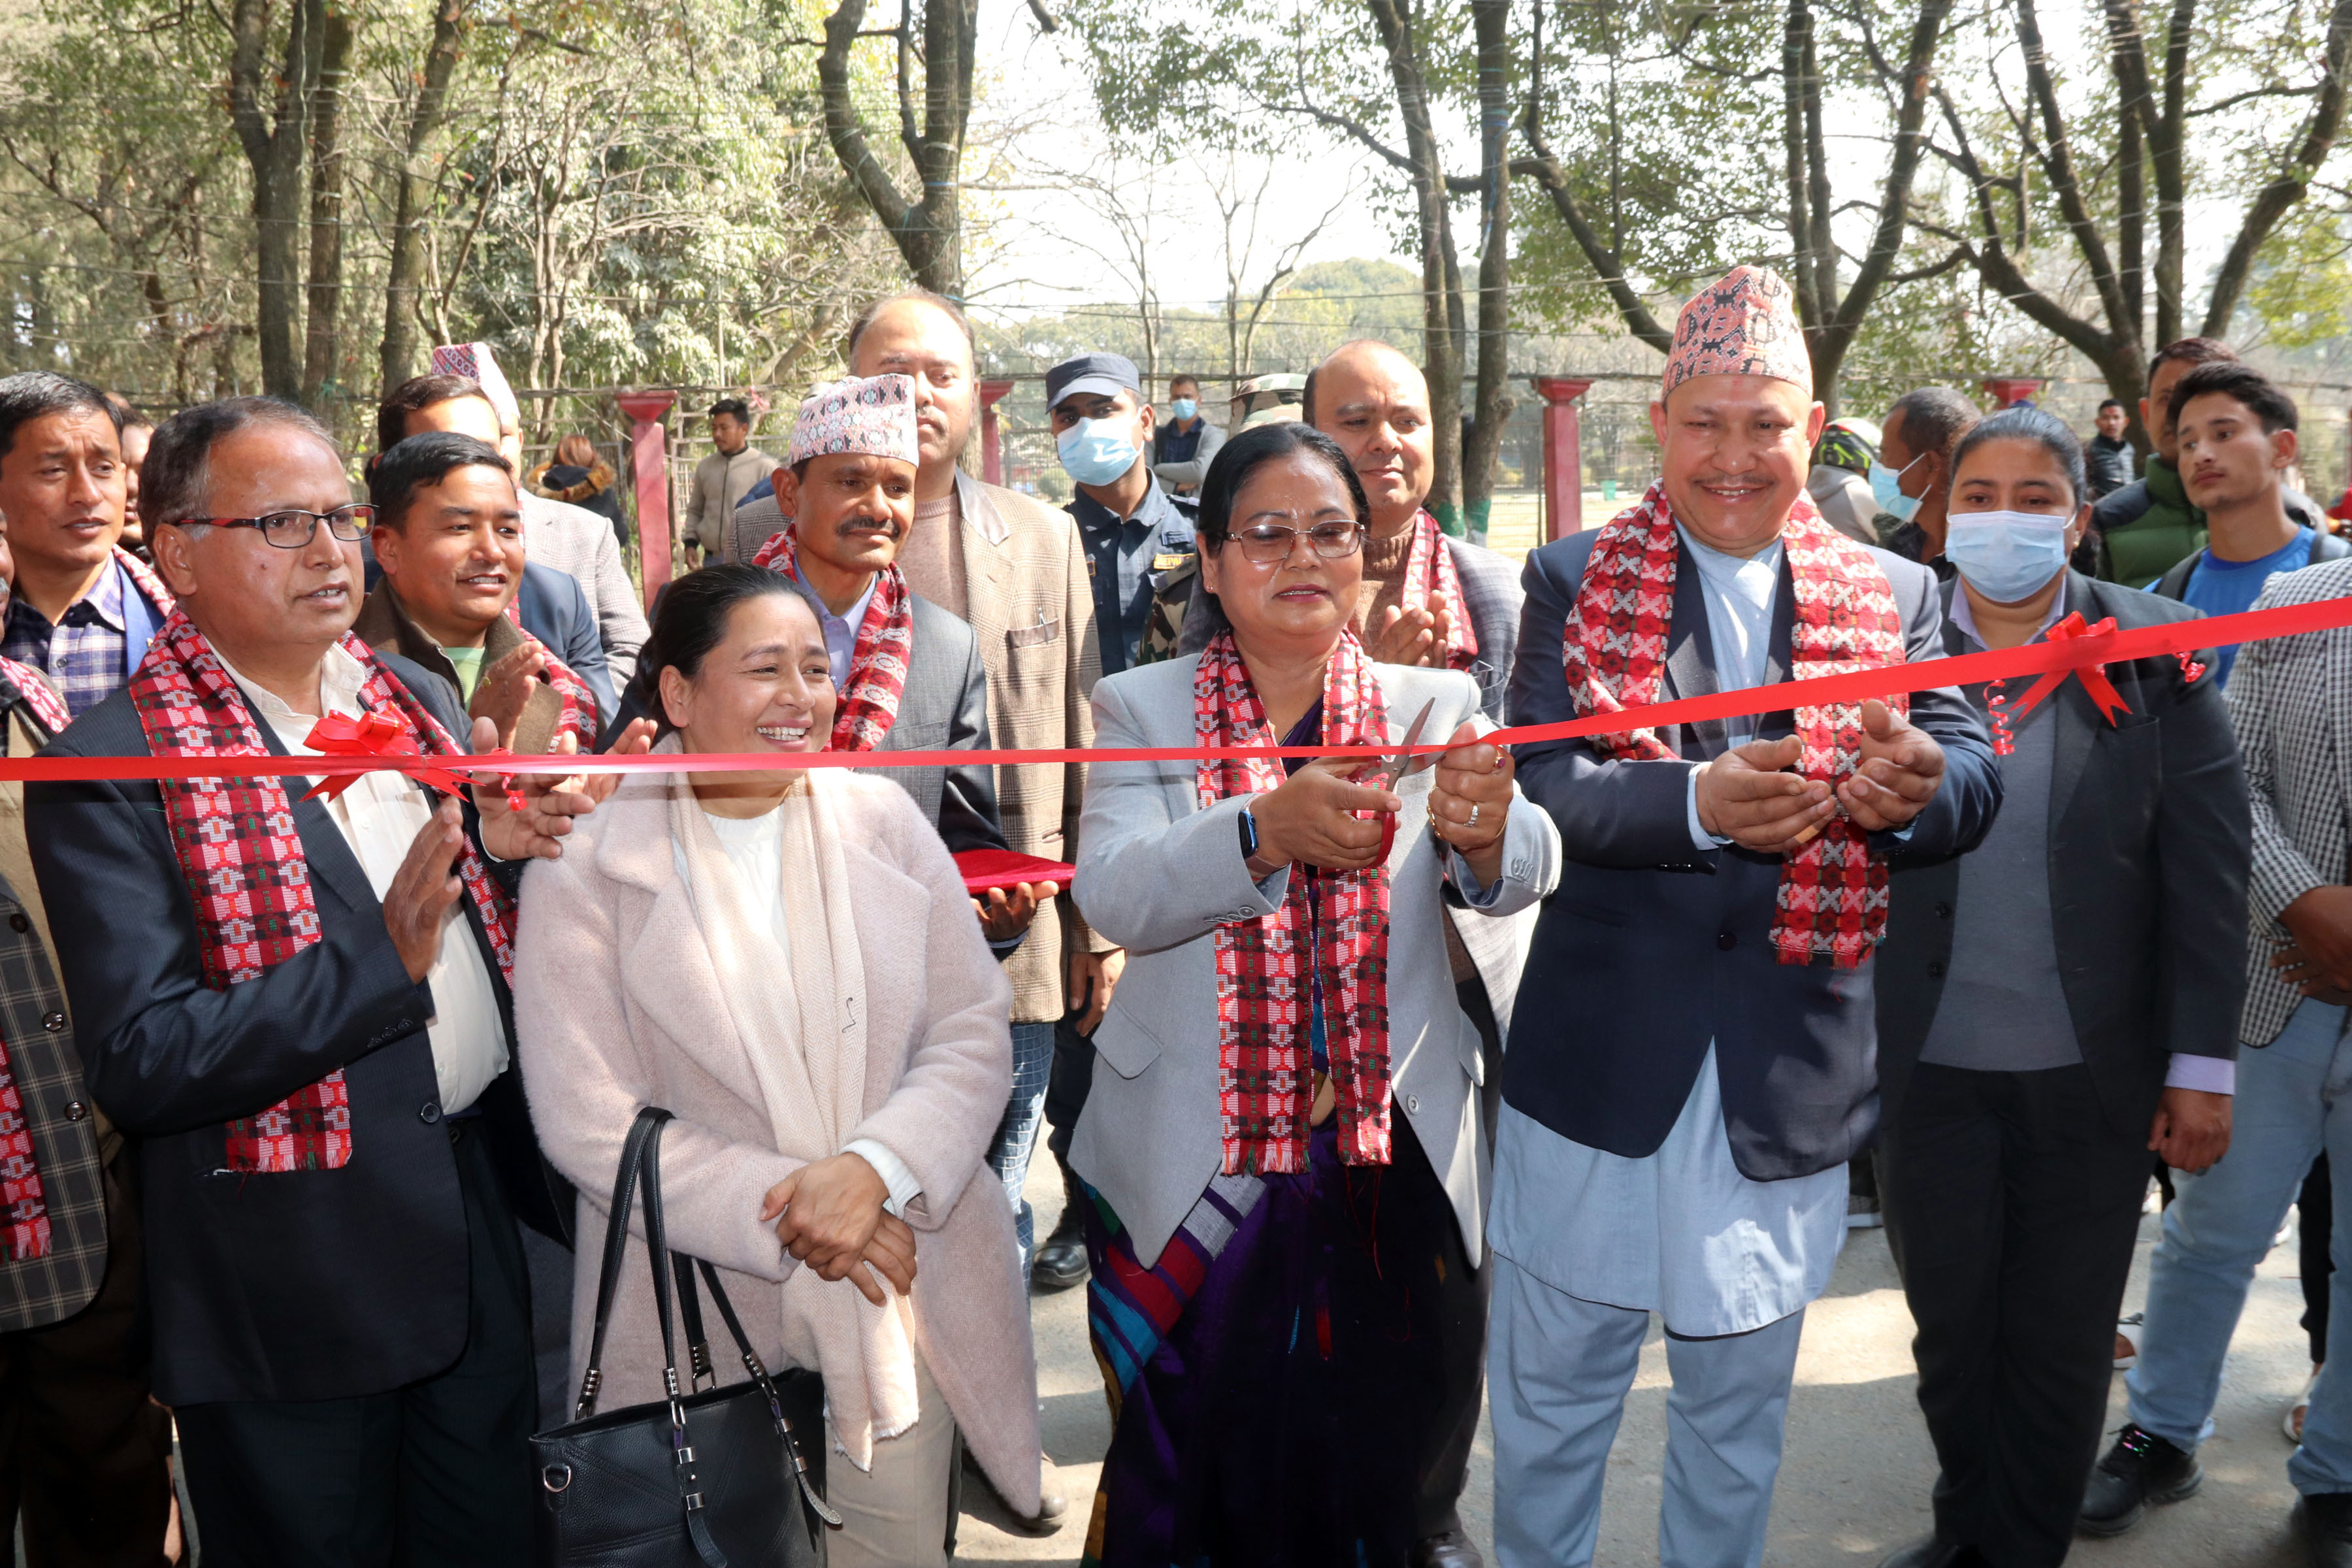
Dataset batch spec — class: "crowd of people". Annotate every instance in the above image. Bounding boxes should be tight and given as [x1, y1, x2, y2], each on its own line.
[0, 263, 2344, 1568]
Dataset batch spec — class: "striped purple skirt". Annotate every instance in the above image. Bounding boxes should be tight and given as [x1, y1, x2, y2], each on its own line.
[1079, 1111, 1475, 1567]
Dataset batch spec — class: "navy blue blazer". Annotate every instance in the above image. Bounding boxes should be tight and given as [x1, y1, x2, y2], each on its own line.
[25, 654, 566, 1406]
[516, 559, 618, 720]
[1503, 527, 2002, 1181]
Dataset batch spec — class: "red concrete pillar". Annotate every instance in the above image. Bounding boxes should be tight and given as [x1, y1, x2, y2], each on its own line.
[979, 378, 1015, 487]
[1980, 376, 2048, 408]
[1535, 377, 1594, 542]
[615, 389, 678, 607]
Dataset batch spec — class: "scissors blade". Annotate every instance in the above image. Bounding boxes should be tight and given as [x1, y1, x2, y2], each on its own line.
[1371, 698, 1439, 790]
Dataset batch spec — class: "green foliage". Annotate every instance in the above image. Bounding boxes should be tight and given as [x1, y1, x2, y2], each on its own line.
[0, 0, 904, 447]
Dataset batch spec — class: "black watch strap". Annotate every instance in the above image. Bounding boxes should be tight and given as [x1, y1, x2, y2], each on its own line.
[1238, 804, 1260, 862]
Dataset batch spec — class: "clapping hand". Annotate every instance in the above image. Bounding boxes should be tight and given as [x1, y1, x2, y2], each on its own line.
[1837, 700, 1945, 832]
[1365, 596, 1452, 667]
[469, 715, 655, 862]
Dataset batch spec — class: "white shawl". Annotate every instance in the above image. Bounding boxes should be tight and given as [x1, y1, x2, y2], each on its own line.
[666, 767, 922, 1469]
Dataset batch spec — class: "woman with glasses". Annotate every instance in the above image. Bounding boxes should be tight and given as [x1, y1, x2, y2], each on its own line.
[1067, 422, 1560, 1566]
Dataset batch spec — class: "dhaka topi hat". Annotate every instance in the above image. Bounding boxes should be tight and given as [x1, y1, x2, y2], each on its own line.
[1663, 265, 1813, 399]
[431, 342, 521, 428]
[786, 374, 919, 468]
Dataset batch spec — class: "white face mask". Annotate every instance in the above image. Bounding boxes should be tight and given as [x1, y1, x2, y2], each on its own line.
[1944, 509, 2072, 603]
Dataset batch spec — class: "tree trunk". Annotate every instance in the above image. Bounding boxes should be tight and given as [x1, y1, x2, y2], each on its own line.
[229, 0, 323, 400]
[378, 0, 468, 396]
[2200, 0, 2352, 335]
[816, 0, 977, 297]
[1364, 0, 1466, 532]
[1462, 0, 1515, 540]
[301, 4, 354, 411]
[2152, 0, 2193, 347]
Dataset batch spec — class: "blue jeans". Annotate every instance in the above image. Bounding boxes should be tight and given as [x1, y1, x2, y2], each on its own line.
[987, 1022, 1055, 1282]
[2126, 998, 2352, 1494]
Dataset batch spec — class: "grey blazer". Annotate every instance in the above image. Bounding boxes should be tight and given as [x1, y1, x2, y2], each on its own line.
[1069, 657, 1560, 1271]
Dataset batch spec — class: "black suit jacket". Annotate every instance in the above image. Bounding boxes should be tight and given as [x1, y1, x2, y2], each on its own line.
[1505, 527, 2003, 1181]
[1876, 573, 2250, 1135]
[25, 653, 564, 1406]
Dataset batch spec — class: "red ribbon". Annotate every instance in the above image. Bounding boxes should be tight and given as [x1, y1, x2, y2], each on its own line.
[2006, 613, 2131, 725]
[5, 588, 2336, 789]
[298, 710, 472, 802]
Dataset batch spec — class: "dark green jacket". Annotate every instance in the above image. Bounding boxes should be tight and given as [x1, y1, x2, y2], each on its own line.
[2095, 455, 2324, 587]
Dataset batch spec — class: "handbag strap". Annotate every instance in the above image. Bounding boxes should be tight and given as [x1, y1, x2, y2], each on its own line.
[672, 1252, 716, 1391]
[694, 1257, 843, 1527]
[636, 1114, 734, 1568]
[571, 1107, 670, 1420]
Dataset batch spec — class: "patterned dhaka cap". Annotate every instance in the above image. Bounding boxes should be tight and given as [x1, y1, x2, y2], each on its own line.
[1662, 265, 1813, 399]
[786, 374, 920, 468]
[431, 342, 521, 427]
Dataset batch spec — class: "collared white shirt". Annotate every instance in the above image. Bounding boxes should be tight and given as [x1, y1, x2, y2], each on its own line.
[219, 645, 510, 1115]
[791, 563, 879, 691]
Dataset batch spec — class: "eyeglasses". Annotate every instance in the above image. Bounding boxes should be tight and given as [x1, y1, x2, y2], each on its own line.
[174, 505, 376, 548]
[1218, 520, 1365, 564]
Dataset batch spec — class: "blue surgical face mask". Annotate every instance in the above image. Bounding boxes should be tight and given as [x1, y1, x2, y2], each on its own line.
[1869, 455, 1924, 522]
[1944, 509, 2072, 603]
[1058, 417, 1141, 487]
[1170, 397, 1198, 422]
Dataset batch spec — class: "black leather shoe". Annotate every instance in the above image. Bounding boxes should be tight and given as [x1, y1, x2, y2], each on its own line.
[2078, 1423, 2202, 1537]
[1876, 1535, 1985, 1568]
[1031, 1169, 1091, 1293]
[1411, 1529, 1484, 1568]
[2296, 1491, 2352, 1567]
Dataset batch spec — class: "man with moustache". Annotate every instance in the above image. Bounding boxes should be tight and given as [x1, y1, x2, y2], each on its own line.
[353, 432, 612, 752]
[0, 373, 174, 719]
[727, 374, 1019, 897]
[25, 396, 608, 1563]
[727, 295, 1115, 1335]
[1492, 266, 2001, 1567]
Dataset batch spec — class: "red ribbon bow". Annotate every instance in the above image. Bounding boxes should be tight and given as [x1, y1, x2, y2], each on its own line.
[299, 710, 472, 803]
[2008, 613, 2132, 725]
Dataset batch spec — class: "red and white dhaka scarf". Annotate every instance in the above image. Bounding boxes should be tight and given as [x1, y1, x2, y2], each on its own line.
[0, 648, 58, 1255]
[129, 611, 519, 1173]
[1561, 481, 1909, 968]
[1194, 629, 1392, 1174]
[1396, 509, 1480, 674]
[497, 601, 601, 748]
[751, 529, 913, 751]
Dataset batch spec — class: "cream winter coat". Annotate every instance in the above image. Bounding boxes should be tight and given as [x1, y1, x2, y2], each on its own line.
[512, 767, 1040, 1512]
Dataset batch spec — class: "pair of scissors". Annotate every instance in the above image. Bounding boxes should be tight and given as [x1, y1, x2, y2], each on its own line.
[1361, 697, 1439, 862]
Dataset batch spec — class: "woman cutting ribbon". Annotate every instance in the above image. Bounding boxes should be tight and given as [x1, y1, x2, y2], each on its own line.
[1871, 404, 2250, 1568]
[1066, 421, 1560, 1566]
[510, 566, 1041, 1567]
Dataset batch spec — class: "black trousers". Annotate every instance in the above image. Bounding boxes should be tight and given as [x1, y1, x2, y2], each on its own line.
[176, 1121, 536, 1568]
[1880, 1062, 2150, 1568]
[0, 1149, 172, 1568]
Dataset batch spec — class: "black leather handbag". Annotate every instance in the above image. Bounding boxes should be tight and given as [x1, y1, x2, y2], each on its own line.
[532, 1107, 840, 1567]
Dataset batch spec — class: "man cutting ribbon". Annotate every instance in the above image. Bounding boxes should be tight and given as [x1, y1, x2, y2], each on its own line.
[1488, 264, 2002, 1568]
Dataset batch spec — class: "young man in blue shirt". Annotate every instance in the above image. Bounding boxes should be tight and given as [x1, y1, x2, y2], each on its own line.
[2150, 363, 2344, 685]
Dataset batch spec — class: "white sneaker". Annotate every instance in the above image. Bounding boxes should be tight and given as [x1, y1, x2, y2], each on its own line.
[2289, 1367, 2323, 1445]
[2115, 1311, 2144, 1371]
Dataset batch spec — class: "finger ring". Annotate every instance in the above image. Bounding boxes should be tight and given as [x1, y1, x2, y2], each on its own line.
[1467, 802, 1481, 828]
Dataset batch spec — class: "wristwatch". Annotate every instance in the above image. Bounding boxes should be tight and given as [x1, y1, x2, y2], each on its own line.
[1238, 803, 1261, 862]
